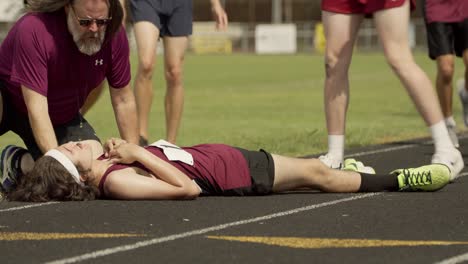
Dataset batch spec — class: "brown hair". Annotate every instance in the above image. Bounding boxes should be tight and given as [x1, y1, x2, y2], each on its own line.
[6, 156, 99, 202]
[26, 0, 123, 41]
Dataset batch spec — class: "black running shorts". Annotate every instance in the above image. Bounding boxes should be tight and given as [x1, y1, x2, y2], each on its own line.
[224, 147, 275, 196]
[129, 0, 193, 37]
[426, 19, 468, 59]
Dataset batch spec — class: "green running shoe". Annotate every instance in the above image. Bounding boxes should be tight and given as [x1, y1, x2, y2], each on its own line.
[391, 164, 450, 192]
[342, 158, 376, 174]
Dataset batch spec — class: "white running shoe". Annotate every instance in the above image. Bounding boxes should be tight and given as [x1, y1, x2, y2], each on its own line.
[318, 153, 343, 169]
[431, 148, 464, 181]
[457, 79, 468, 127]
[446, 123, 459, 148]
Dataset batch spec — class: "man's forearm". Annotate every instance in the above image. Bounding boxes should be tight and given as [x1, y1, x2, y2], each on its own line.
[28, 113, 58, 154]
[21, 85, 58, 154]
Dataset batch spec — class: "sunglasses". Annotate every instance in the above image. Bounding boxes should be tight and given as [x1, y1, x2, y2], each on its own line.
[71, 5, 112, 28]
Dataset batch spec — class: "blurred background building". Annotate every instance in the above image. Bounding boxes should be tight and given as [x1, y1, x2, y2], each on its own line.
[192, 0, 427, 54]
[0, 0, 428, 54]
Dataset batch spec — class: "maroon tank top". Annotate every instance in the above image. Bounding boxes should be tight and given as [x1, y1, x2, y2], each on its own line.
[98, 144, 251, 196]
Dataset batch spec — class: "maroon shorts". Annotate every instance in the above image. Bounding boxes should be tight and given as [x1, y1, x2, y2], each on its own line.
[321, 0, 415, 15]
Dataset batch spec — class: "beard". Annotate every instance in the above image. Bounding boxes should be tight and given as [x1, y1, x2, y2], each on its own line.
[67, 12, 105, 56]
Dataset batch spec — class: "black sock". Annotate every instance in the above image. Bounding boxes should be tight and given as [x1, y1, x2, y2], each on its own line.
[358, 173, 399, 192]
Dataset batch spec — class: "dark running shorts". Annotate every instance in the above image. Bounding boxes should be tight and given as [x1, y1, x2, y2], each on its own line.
[129, 0, 193, 37]
[0, 85, 100, 160]
[220, 147, 275, 196]
[426, 19, 468, 60]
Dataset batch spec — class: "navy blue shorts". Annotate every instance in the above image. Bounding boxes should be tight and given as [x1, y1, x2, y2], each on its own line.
[0, 84, 100, 160]
[425, 19, 468, 59]
[129, 0, 193, 37]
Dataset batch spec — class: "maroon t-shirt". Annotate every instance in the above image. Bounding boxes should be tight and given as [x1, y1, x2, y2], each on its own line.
[424, 0, 468, 23]
[99, 144, 252, 197]
[0, 10, 131, 125]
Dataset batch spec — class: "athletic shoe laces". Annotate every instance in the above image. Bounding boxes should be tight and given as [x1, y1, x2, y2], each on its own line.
[401, 169, 432, 188]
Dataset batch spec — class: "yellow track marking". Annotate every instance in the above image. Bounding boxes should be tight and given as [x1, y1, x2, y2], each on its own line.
[206, 236, 468, 249]
[0, 232, 144, 241]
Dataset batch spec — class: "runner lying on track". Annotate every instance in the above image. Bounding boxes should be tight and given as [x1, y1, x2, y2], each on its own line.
[5, 138, 450, 202]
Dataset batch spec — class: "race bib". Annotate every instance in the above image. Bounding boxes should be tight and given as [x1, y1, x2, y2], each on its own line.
[150, 139, 194, 166]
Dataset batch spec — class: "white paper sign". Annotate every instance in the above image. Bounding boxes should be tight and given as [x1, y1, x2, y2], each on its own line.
[150, 139, 194, 166]
[255, 24, 297, 54]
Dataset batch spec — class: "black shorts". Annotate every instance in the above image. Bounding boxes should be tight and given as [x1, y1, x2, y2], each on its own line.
[426, 19, 468, 60]
[129, 0, 193, 37]
[0, 86, 100, 160]
[221, 147, 275, 196]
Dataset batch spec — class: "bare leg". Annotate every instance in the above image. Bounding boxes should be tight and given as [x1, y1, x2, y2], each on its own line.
[458, 49, 468, 127]
[323, 11, 363, 136]
[374, 1, 443, 126]
[80, 81, 106, 116]
[435, 55, 455, 118]
[321, 11, 363, 165]
[271, 154, 361, 193]
[374, 1, 463, 178]
[464, 49, 468, 91]
[162, 37, 188, 143]
[119, 0, 127, 25]
[133, 21, 160, 142]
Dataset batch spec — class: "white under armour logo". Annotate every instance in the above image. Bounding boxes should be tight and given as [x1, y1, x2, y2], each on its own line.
[95, 59, 103, 66]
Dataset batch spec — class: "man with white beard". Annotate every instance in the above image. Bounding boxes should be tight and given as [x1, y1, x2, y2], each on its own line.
[0, 0, 139, 193]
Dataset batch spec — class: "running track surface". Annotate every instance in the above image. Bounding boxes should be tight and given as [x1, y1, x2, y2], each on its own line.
[1, 136, 467, 264]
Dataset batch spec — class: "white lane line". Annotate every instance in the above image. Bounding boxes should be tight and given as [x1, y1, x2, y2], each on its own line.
[345, 144, 418, 158]
[346, 134, 468, 158]
[45, 193, 382, 264]
[0, 202, 59, 213]
[434, 252, 468, 264]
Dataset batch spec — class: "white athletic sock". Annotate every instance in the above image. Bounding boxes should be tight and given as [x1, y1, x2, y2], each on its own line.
[430, 121, 455, 152]
[444, 116, 456, 127]
[328, 135, 344, 161]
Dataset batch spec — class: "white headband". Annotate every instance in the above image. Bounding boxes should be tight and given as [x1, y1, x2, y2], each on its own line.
[44, 149, 84, 186]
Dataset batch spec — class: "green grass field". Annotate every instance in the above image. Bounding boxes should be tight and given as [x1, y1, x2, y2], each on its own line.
[0, 52, 465, 156]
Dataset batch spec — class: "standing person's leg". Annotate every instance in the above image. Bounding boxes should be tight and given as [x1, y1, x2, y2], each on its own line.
[456, 19, 468, 126]
[320, 11, 363, 168]
[373, 1, 463, 179]
[80, 81, 106, 116]
[271, 155, 450, 193]
[463, 49, 468, 89]
[159, 0, 192, 144]
[435, 55, 459, 147]
[426, 20, 460, 147]
[162, 37, 188, 144]
[133, 21, 160, 145]
[435, 55, 456, 118]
